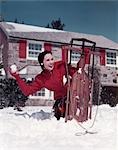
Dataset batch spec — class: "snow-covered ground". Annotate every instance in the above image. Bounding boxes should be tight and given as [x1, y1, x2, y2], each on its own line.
[0, 105, 117, 150]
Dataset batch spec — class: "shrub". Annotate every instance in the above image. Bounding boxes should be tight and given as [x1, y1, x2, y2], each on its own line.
[0, 78, 28, 109]
[100, 86, 118, 107]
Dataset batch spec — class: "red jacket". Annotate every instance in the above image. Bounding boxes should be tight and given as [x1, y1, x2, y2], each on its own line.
[14, 61, 77, 100]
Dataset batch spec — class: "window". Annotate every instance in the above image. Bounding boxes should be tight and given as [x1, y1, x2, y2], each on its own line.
[71, 51, 81, 63]
[27, 42, 43, 59]
[106, 51, 116, 65]
[29, 88, 54, 100]
[33, 88, 45, 97]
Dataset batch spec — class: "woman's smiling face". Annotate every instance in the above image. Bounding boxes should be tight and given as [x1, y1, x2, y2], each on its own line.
[43, 53, 54, 71]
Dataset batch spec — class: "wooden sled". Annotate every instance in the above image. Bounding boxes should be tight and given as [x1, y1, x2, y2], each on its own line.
[65, 69, 92, 123]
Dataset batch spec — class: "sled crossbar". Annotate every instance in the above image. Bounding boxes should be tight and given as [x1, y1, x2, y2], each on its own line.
[70, 38, 96, 45]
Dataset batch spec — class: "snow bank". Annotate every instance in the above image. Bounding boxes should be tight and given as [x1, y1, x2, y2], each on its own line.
[0, 105, 117, 150]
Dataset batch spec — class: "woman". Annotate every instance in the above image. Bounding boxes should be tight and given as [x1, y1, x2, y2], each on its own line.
[10, 51, 78, 120]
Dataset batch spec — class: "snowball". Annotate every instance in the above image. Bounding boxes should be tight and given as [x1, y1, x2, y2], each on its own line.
[10, 64, 17, 73]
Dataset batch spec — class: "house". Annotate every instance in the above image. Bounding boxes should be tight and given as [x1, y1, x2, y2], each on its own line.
[0, 22, 118, 105]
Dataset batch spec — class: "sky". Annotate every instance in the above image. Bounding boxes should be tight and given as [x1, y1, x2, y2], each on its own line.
[0, 0, 118, 42]
[0, 104, 117, 150]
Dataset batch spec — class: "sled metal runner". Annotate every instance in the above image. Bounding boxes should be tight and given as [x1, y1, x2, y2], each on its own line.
[63, 38, 97, 123]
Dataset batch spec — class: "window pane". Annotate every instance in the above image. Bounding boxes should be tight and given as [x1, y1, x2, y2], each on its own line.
[28, 43, 42, 58]
[106, 52, 116, 65]
[71, 51, 81, 62]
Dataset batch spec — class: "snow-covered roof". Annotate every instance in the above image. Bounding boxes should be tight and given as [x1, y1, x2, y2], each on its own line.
[1, 22, 65, 33]
[0, 22, 118, 50]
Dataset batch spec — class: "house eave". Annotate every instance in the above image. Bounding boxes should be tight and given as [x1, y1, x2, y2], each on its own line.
[8, 35, 118, 51]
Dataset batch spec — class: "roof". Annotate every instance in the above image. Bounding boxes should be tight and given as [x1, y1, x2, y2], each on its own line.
[0, 22, 118, 50]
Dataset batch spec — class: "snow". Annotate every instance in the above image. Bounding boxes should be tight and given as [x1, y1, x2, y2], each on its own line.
[0, 105, 117, 150]
[10, 64, 18, 73]
[6, 22, 65, 33]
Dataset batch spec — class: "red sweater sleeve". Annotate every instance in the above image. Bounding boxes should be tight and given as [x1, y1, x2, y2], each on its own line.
[15, 74, 44, 96]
